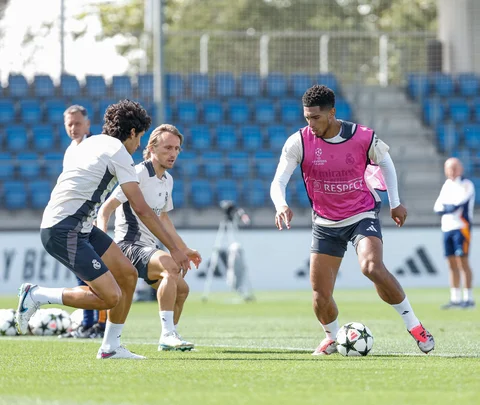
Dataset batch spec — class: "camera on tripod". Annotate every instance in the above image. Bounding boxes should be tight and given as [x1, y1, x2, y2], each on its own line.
[219, 200, 251, 225]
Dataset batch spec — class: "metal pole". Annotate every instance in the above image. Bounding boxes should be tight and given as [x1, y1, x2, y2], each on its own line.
[153, 0, 165, 125]
[259, 34, 270, 78]
[60, 0, 65, 74]
[379, 34, 388, 87]
[200, 34, 210, 74]
[319, 34, 329, 73]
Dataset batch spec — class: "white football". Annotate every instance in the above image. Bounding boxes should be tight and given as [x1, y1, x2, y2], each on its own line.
[29, 309, 59, 336]
[46, 308, 72, 335]
[69, 309, 83, 331]
[336, 322, 374, 357]
[0, 309, 18, 336]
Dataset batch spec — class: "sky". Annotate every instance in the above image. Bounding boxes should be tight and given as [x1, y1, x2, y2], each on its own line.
[0, 0, 129, 84]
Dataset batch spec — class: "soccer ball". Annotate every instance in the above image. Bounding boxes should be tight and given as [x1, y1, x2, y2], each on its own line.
[0, 309, 18, 336]
[29, 309, 60, 336]
[47, 308, 72, 335]
[336, 322, 374, 357]
[69, 309, 83, 331]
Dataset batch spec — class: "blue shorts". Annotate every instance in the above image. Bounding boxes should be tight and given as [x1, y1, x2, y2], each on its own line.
[311, 217, 383, 258]
[41, 224, 112, 282]
[117, 240, 159, 285]
[443, 229, 470, 257]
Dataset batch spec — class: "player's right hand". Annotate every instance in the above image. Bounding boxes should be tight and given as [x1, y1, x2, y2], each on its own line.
[275, 205, 293, 230]
[170, 248, 190, 273]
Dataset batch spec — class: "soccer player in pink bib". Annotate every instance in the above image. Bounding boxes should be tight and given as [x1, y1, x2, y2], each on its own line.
[271, 85, 435, 355]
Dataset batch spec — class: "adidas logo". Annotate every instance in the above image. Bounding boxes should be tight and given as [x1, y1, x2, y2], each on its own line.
[366, 225, 378, 232]
[395, 247, 438, 276]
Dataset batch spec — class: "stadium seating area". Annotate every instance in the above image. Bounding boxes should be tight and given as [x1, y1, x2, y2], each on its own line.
[407, 72, 480, 192]
[0, 72, 352, 210]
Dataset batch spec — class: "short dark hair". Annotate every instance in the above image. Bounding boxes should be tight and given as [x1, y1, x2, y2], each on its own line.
[102, 99, 152, 142]
[64, 104, 89, 119]
[302, 85, 335, 109]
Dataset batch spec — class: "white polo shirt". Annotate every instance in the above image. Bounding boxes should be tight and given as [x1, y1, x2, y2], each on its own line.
[111, 160, 174, 246]
[41, 135, 138, 233]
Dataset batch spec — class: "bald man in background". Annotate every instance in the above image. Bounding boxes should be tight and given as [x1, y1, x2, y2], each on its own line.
[434, 158, 475, 309]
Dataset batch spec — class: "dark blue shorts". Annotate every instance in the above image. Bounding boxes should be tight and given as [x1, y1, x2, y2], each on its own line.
[443, 229, 470, 257]
[41, 224, 112, 282]
[117, 240, 159, 285]
[311, 217, 383, 258]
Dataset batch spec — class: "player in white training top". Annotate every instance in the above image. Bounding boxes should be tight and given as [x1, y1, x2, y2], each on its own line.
[15, 100, 190, 360]
[97, 124, 202, 352]
[434, 157, 475, 309]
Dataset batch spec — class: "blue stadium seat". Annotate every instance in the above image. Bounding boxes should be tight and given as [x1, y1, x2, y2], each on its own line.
[17, 152, 42, 178]
[241, 125, 264, 151]
[457, 73, 479, 98]
[291, 73, 312, 97]
[243, 179, 267, 207]
[447, 98, 471, 124]
[254, 150, 277, 179]
[215, 125, 238, 150]
[28, 180, 52, 209]
[431, 73, 454, 98]
[172, 179, 185, 208]
[0, 152, 14, 181]
[3, 181, 27, 209]
[316, 73, 339, 93]
[190, 179, 213, 208]
[228, 98, 250, 123]
[137, 74, 153, 99]
[451, 150, 474, 175]
[463, 124, 480, 149]
[176, 100, 198, 123]
[60, 74, 81, 97]
[58, 125, 72, 151]
[472, 178, 480, 204]
[189, 125, 212, 150]
[472, 97, 480, 123]
[19, 99, 42, 124]
[406, 73, 430, 100]
[240, 73, 261, 97]
[31, 124, 56, 151]
[335, 99, 352, 121]
[84, 75, 107, 98]
[8, 74, 29, 98]
[294, 179, 310, 208]
[5, 125, 28, 151]
[98, 99, 117, 118]
[111, 75, 133, 98]
[177, 151, 199, 177]
[202, 100, 223, 124]
[90, 124, 103, 136]
[436, 123, 459, 153]
[189, 73, 210, 98]
[43, 152, 64, 178]
[45, 99, 67, 124]
[167, 73, 185, 99]
[0, 99, 16, 124]
[215, 72, 236, 97]
[279, 98, 300, 123]
[132, 150, 144, 165]
[267, 125, 288, 151]
[202, 151, 225, 178]
[422, 98, 445, 127]
[254, 99, 275, 124]
[265, 73, 287, 98]
[33, 75, 55, 97]
[227, 151, 250, 178]
[216, 179, 239, 203]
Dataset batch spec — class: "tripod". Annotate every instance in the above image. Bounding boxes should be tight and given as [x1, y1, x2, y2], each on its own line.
[201, 214, 255, 302]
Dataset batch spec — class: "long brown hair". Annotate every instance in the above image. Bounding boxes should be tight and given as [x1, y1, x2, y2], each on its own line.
[143, 124, 184, 160]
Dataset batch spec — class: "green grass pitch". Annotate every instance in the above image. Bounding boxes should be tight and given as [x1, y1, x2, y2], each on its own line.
[0, 288, 478, 405]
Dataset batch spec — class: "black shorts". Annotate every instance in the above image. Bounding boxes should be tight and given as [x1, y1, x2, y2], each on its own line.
[311, 217, 383, 258]
[117, 240, 159, 285]
[40, 225, 112, 282]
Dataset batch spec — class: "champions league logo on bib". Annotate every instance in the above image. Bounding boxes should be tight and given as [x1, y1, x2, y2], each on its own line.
[313, 148, 327, 166]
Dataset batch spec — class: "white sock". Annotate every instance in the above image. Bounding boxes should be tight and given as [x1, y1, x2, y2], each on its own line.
[392, 296, 420, 330]
[463, 288, 473, 302]
[160, 311, 175, 336]
[451, 288, 461, 303]
[101, 320, 124, 352]
[31, 287, 64, 305]
[321, 319, 339, 340]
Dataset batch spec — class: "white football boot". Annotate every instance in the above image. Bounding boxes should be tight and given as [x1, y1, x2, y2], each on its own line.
[15, 283, 40, 335]
[158, 331, 194, 351]
[312, 337, 338, 356]
[96, 345, 146, 360]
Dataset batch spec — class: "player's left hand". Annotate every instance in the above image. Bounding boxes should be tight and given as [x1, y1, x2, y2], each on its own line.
[391, 204, 407, 227]
[184, 248, 202, 275]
